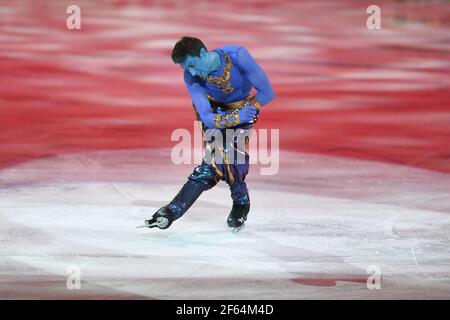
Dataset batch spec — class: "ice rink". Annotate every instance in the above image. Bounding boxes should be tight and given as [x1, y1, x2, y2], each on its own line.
[0, 0, 449, 299]
[1, 149, 450, 299]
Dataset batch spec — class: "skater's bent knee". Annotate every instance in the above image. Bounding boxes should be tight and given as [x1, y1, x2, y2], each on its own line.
[188, 166, 219, 189]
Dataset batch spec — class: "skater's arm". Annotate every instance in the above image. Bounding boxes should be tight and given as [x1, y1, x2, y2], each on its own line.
[184, 72, 217, 129]
[184, 72, 256, 129]
[236, 47, 275, 108]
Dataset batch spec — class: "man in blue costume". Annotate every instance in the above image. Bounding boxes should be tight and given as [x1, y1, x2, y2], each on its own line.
[144, 36, 275, 230]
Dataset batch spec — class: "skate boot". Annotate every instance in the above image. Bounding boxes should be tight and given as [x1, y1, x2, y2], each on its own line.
[227, 203, 250, 231]
[143, 206, 176, 229]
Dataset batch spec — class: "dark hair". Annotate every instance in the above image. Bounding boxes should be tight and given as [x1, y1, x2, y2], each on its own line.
[171, 36, 207, 64]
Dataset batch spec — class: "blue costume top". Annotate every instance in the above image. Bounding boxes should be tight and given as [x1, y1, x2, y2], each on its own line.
[183, 45, 275, 129]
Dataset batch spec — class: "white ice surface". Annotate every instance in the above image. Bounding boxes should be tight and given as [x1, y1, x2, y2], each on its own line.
[0, 149, 449, 299]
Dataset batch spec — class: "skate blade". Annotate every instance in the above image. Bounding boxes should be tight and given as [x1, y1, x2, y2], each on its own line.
[231, 224, 245, 233]
[136, 220, 158, 229]
[137, 217, 169, 229]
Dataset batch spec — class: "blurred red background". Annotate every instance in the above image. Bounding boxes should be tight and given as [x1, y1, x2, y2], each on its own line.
[0, 0, 449, 173]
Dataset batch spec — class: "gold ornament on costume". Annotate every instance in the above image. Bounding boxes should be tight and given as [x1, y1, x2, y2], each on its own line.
[214, 110, 241, 128]
[206, 51, 234, 94]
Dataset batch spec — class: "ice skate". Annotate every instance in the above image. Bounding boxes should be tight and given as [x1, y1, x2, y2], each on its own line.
[138, 206, 175, 229]
[227, 203, 250, 232]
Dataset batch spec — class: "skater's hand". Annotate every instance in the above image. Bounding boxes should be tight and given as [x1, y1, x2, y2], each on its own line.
[238, 103, 258, 124]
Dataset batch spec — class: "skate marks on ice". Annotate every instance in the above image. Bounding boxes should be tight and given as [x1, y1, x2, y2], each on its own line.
[2, 185, 449, 299]
[1, 149, 450, 298]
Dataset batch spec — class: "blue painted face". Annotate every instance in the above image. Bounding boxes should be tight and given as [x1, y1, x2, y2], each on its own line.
[180, 48, 211, 79]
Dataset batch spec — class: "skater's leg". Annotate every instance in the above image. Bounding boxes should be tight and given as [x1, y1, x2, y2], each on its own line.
[229, 165, 250, 204]
[145, 162, 220, 229]
[168, 164, 220, 219]
[225, 127, 252, 228]
[227, 165, 251, 228]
